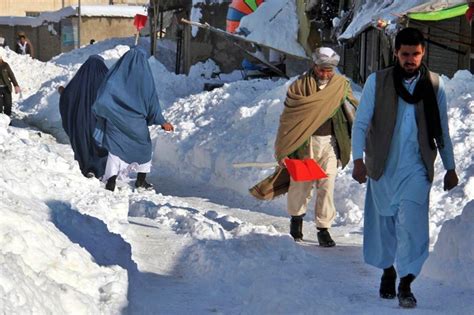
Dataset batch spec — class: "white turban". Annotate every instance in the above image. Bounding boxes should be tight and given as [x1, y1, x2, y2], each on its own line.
[312, 47, 340, 67]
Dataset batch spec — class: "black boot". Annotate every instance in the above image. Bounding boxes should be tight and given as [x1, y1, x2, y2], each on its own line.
[379, 265, 397, 299]
[398, 274, 417, 308]
[105, 175, 117, 191]
[290, 215, 304, 242]
[135, 172, 154, 190]
[317, 228, 335, 247]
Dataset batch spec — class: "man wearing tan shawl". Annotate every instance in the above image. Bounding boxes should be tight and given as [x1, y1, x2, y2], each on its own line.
[253, 47, 358, 246]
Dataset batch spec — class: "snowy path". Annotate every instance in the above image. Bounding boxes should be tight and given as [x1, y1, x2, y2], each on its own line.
[119, 183, 471, 314]
[1, 118, 471, 314]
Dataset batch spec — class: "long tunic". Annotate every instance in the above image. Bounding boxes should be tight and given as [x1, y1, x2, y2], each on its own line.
[352, 72, 455, 275]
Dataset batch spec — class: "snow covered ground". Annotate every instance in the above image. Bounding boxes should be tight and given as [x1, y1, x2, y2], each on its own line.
[0, 36, 472, 314]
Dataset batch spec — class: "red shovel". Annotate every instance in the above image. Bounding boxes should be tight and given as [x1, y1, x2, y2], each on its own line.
[284, 158, 327, 182]
[133, 14, 148, 31]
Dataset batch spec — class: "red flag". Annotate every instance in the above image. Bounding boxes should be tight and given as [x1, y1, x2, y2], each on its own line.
[134, 14, 148, 31]
[284, 158, 328, 182]
[466, 7, 474, 23]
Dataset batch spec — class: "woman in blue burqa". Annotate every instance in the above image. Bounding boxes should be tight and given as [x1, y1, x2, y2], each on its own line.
[93, 47, 174, 191]
[59, 54, 109, 178]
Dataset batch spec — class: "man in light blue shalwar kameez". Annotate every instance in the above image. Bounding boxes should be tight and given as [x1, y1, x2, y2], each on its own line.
[351, 28, 458, 309]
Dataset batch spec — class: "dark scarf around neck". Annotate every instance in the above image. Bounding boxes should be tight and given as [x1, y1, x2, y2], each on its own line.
[393, 63, 444, 149]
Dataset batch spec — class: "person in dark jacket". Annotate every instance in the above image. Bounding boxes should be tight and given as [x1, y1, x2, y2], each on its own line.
[0, 55, 21, 118]
[15, 32, 34, 58]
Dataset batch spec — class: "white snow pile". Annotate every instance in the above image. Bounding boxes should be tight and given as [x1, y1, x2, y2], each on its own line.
[429, 71, 474, 239]
[1, 41, 134, 141]
[5, 39, 229, 142]
[0, 114, 129, 313]
[7, 41, 472, 242]
[424, 200, 474, 289]
[153, 71, 473, 241]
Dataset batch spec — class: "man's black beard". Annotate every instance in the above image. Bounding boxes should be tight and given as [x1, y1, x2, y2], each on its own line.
[398, 62, 420, 79]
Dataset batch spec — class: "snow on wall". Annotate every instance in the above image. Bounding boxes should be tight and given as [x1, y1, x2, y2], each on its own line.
[237, 0, 307, 58]
[0, 5, 147, 27]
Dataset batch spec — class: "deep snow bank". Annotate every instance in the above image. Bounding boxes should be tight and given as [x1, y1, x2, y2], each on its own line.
[0, 114, 129, 313]
[424, 200, 474, 287]
[10, 41, 473, 244]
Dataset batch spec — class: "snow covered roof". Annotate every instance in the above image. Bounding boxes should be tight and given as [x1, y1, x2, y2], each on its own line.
[407, 0, 467, 13]
[405, 0, 469, 21]
[235, 0, 307, 59]
[338, 0, 427, 41]
[338, 0, 471, 41]
[0, 5, 147, 27]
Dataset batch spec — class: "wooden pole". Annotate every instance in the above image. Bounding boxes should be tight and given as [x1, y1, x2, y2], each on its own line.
[77, 0, 81, 48]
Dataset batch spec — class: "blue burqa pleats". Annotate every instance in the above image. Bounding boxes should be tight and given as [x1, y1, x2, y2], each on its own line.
[59, 55, 109, 178]
[92, 47, 166, 165]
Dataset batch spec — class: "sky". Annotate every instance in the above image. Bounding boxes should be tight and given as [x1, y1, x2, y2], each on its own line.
[0, 2, 473, 313]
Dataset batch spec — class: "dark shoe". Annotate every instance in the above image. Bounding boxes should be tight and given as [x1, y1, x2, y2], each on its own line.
[379, 266, 397, 299]
[398, 274, 417, 308]
[398, 291, 417, 308]
[135, 172, 154, 190]
[317, 228, 335, 247]
[290, 215, 304, 242]
[105, 175, 117, 191]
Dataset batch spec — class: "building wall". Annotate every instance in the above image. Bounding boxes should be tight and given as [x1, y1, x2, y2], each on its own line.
[79, 16, 135, 46]
[341, 18, 472, 84]
[338, 41, 360, 83]
[0, 0, 147, 16]
[1, 16, 135, 61]
[0, 26, 18, 52]
[0, 24, 60, 61]
[185, 2, 240, 74]
[38, 23, 62, 60]
[413, 17, 471, 78]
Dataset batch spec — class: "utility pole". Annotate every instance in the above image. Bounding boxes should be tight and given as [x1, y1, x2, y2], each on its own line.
[150, 0, 159, 57]
[77, 0, 81, 48]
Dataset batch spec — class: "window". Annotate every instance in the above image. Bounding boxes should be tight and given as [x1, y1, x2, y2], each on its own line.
[26, 12, 41, 17]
